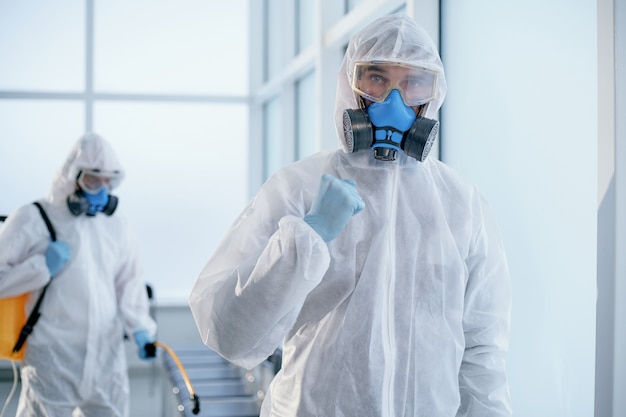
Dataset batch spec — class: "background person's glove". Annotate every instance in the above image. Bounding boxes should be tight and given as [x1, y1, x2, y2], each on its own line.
[45, 240, 71, 277]
[133, 330, 156, 360]
[304, 174, 365, 242]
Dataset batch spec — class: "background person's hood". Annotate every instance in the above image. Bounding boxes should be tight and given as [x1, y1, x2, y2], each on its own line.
[47, 132, 125, 204]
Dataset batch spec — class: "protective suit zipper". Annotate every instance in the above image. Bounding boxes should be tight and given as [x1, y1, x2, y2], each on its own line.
[381, 166, 399, 417]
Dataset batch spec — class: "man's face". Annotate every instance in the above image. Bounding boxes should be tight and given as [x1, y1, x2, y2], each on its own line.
[352, 61, 437, 113]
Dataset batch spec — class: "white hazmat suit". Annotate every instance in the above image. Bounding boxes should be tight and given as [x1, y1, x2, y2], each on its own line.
[189, 14, 511, 417]
[0, 133, 156, 417]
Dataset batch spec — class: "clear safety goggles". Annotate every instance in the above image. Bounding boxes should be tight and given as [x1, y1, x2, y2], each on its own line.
[352, 61, 438, 106]
[77, 169, 119, 194]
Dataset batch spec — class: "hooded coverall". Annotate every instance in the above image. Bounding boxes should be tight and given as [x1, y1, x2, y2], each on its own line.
[0, 133, 156, 417]
[189, 14, 512, 417]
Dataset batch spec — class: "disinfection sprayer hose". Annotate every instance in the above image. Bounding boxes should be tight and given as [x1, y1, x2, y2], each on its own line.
[145, 341, 200, 415]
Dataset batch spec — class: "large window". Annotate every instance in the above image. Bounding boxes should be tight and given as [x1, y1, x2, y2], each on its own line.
[296, 71, 316, 159]
[94, 1, 248, 96]
[0, 0, 250, 303]
[0, 2, 85, 91]
[296, 0, 315, 53]
[263, 96, 282, 178]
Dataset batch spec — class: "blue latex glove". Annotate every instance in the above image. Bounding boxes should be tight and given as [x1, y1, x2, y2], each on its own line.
[304, 174, 365, 242]
[133, 330, 156, 361]
[45, 240, 71, 277]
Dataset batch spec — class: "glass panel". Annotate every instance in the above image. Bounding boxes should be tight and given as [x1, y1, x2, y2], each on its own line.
[95, 0, 249, 95]
[265, 0, 283, 81]
[93, 101, 249, 301]
[296, 0, 315, 53]
[0, 1, 84, 91]
[296, 71, 316, 159]
[263, 96, 282, 179]
[0, 100, 84, 215]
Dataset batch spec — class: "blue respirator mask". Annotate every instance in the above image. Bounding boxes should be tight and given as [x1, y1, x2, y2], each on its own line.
[67, 170, 119, 216]
[343, 61, 440, 162]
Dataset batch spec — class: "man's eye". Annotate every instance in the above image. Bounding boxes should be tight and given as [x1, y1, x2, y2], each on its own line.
[370, 74, 385, 83]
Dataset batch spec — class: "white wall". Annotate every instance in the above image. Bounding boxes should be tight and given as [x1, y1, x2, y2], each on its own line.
[441, 1, 597, 416]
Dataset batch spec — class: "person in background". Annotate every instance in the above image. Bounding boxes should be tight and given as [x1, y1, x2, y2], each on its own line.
[0, 132, 156, 417]
[189, 13, 511, 417]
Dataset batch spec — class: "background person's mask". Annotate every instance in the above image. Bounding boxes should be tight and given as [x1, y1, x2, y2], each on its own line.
[67, 188, 118, 216]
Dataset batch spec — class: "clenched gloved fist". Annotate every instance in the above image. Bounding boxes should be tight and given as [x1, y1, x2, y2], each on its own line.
[304, 173, 365, 242]
[133, 330, 156, 361]
[45, 240, 71, 278]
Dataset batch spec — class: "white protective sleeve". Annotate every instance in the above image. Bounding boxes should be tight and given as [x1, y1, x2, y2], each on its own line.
[189, 172, 331, 369]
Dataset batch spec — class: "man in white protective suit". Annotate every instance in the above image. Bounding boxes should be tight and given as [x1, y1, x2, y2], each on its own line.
[189, 13, 512, 417]
[0, 133, 157, 417]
